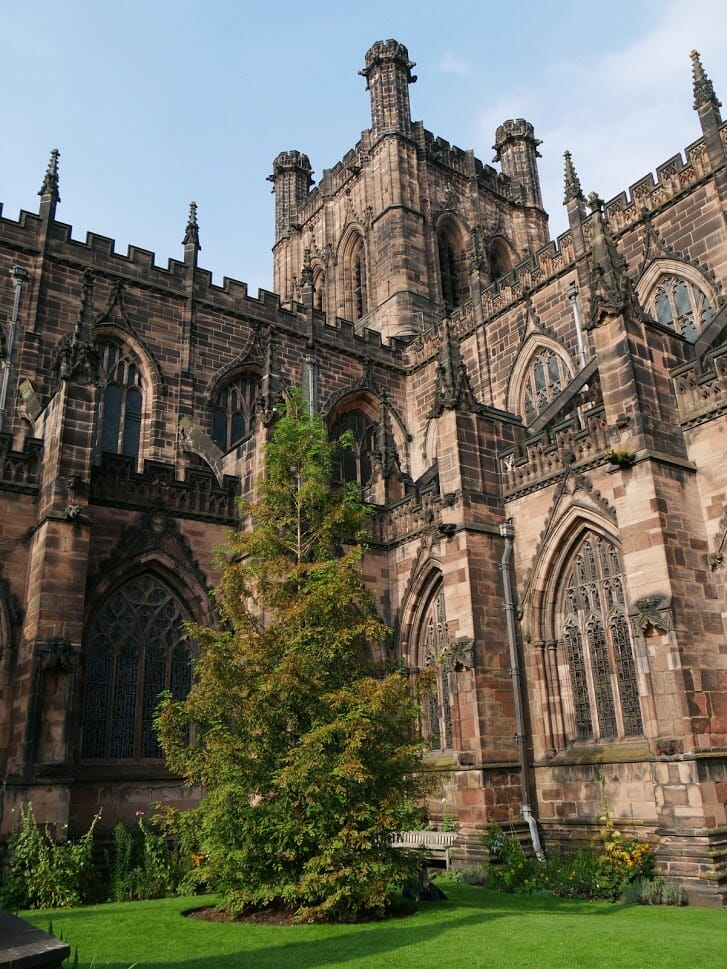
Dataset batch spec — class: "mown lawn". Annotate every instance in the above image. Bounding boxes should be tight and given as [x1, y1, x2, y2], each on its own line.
[24, 882, 725, 969]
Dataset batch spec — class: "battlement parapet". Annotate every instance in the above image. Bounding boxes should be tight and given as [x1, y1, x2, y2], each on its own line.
[603, 129, 720, 235]
[674, 344, 727, 427]
[90, 453, 240, 523]
[0, 208, 285, 318]
[0, 434, 42, 493]
[404, 302, 475, 367]
[370, 479, 441, 544]
[500, 407, 609, 498]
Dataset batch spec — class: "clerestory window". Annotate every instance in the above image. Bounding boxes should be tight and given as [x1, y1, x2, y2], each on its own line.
[97, 342, 143, 463]
[331, 410, 377, 488]
[649, 274, 715, 343]
[212, 375, 258, 452]
[522, 348, 571, 425]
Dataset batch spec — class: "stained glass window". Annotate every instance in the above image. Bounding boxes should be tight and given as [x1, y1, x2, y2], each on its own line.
[211, 375, 258, 452]
[97, 342, 144, 463]
[560, 535, 643, 741]
[81, 575, 193, 761]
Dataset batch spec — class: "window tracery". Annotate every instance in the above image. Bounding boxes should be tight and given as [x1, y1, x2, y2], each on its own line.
[212, 374, 258, 452]
[417, 583, 453, 751]
[649, 273, 715, 342]
[331, 410, 377, 488]
[81, 574, 193, 761]
[97, 341, 143, 462]
[437, 222, 469, 312]
[522, 348, 571, 425]
[559, 534, 642, 742]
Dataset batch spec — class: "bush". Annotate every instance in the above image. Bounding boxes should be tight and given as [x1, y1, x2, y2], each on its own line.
[1, 804, 100, 909]
[109, 813, 192, 901]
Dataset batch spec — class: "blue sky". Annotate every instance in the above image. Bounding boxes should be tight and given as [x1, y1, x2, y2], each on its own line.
[2, 0, 726, 296]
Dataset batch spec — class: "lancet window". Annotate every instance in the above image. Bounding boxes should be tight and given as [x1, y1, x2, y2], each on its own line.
[559, 534, 642, 742]
[212, 374, 258, 452]
[341, 233, 368, 322]
[81, 575, 193, 761]
[649, 274, 715, 342]
[437, 222, 469, 312]
[97, 341, 143, 463]
[416, 582, 454, 751]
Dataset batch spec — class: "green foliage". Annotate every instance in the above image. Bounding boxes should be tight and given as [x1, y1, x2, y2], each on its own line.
[2, 804, 100, 909]
[481, 821, 657, 902]
[622, 876, 686, 906]
[109, 815, 191, 902]
[156, 391, 427, 922]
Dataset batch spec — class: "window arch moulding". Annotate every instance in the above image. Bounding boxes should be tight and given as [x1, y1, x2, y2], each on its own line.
[637, 259, 719, 344]
[507, 334, 575, 425]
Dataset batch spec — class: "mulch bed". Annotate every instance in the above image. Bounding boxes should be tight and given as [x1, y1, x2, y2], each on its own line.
[184, 900, 417, 926]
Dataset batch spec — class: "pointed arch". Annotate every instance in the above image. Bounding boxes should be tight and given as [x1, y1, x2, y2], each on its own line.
[80, 554, 208, 763]
[507, 334, 575, 424]
[436, 214, 469, 312]
[488, 235, 515, 280]
[399, 561, 455, 752]
[637, 258, 719, 343]
[94, 335, 150, 467]
[337, 225, 369, 322]
[529, 511, 643, 749]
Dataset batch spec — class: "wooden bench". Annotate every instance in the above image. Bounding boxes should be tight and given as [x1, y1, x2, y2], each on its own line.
[392, 830, 457, 869]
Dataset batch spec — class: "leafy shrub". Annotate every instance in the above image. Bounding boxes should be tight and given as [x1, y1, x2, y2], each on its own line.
[108, 813, 192, 901]
[2, 804, 100, 909]
[449, 864, 490, 886]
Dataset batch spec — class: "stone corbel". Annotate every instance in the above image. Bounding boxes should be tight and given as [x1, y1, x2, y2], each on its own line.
[629, 594, 674, 639]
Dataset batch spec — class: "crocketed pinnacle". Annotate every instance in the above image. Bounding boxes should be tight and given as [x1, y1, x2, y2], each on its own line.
[39, 148, 61, 203]
[691, 50, 721, 111]
[182, 201, 201, 250]
[563, 150, 585, 204]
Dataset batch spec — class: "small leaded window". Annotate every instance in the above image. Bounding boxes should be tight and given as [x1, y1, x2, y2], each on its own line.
[212, 375, 258, 452]
[97, 342, 143, 462]
[523, 348, 571, 425]
[650, 274, 715, 343]
[81, 575, 193, 761]
[560, 535, 642, 742]
[418, 584, 454, 752]
[331, 410, 377, 488]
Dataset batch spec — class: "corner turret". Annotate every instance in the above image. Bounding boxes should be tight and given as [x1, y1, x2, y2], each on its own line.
[360, 39, 416, 140]
[268, 150, 313, 245]
[493, 119, 543, 209]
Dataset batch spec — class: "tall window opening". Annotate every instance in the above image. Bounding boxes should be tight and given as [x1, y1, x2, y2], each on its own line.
[81, 575, 193, 761]
[212, 374, 258, 452]
[489, 238, 513, 280]
[416, 581, 454, 751]
[97, 341, 143, 462]
[559, 534, 642, 742]
[331, 410, 377, 488]
[437, 222, 468, 312]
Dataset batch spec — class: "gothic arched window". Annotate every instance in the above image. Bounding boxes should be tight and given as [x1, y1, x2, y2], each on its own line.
[212, 374, 258, 452]
[649, 273, 715, 343]
[97, 341, 143, 462]
[340, 232, 368, 322]
[489, 238, 513, 280]
[313, 267, 326, 312]
[81, 575, 193, 761]
[437, 222, 469, 312]
[559, 534, 642, 741]
[416, 582, 454, 751]
[331, 410, 377, 488]
[522, 348, 571, 425]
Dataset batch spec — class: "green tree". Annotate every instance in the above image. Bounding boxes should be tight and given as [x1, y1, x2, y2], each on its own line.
[156, 392, 426, 922]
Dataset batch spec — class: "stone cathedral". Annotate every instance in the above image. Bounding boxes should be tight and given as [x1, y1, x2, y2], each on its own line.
[0, 40, 726, 901]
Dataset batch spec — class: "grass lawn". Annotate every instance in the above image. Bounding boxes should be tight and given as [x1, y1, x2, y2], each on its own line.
[23, 882, 725, 969]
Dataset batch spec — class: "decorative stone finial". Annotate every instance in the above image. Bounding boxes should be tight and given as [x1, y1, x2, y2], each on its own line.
[691, 50, 721, 111]
[182, 201, 201, 251]
[563, 151, 585, 204]
[38, 148, 61, 205]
